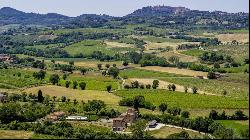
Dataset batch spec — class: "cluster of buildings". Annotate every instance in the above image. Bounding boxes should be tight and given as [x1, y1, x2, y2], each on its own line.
[112, 108, 138, 131]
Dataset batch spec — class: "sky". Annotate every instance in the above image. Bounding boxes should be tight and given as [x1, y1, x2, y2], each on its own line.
[0, 0, 249, 17]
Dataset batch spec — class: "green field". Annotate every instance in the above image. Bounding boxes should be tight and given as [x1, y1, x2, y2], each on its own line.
[160, 75, 249, 98]
[180, 49, 206, 57]
[119, 68, 189, 78]
[216, 120, 249, 136]
[115, 89, 249, 109]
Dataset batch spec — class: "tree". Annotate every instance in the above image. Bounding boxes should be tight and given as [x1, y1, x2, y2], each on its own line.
[184, 86, 188, 93]
[209, 110, 219, 120]
[168, 107, 181, 116]
[131, 81, 140, 88]
[69, 61, 74, 66]
[97, 64, 102, 70]
[38, 90, 44, 103]
[83, 100, 106, 114]
[73, 99, 78, 105]
[61, 96, 66, 102]
[192, 86, 198, 94]
[131, 119, 149, 139]
[133, 96, 145, 112]
[51, 60, 55, 63]
[222, 90, 228, 96]
[62, 74, 67, 80]
[140, 85, 145, 89]
[171, 84, 176, 91]
[33, 70, 46, 80]
[146, 84, 151, 89]
[113, 64, 117, 67]
[73, 81, 78, 89]
[49, 74, 60, 85]
[79, 82, 86, 90]
[80, 68, 87, 75]
[106, 85, 112, 93]
[167, 84, 172, 91]
[105, 64, 110, 69]
[107, 67, 119, 78]
[207, 71, 217, 79]
[181, 111, 190, 118]
[152, 80, 159, 89]
[65, 81, 71, 88]
[159, 103, 168, 114]
[123, 61, 129, 66]
[214, 63, 220, 69]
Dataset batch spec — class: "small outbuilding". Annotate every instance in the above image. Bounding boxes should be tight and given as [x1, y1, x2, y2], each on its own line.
[148, 120, 158, 128]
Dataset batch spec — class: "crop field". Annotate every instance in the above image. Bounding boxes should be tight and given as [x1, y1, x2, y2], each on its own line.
[64, 74, 120, 91]
[63, 40, 115, 56]
[207, 45, 249, 63]
[24, 85, 121, 106]
[115, 89, 249, 109]
[149, 126, 204, 139]
[137, 66, 207, 77]
[119, 68, 188, 78]
[45, 27, 133, 35]
[216, 120, 249, 136]
[180, 49, 206, 57]
[0, 68, 43, 89]
[160, 75, 249, 98]
[24, 43, 63, 50]
[216, 33, 249, 43]
[0, 130, 33, 139]
[157, 51, 199, 62]
[140, 36, 185, 43]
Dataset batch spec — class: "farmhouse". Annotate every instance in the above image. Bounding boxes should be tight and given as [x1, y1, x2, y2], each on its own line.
[112, 108, 138, 131]
[0, 93, 7, 103]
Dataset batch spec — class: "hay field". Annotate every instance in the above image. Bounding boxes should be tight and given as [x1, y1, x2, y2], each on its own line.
[137, 66, 208, 77]
[24, 85, 121, 106]
[216, 33, 249, 43]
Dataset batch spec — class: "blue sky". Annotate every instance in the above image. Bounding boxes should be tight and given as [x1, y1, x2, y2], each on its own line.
[0, 0, 249, 17]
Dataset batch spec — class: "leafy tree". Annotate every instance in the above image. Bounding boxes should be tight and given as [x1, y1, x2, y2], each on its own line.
[79, 82, 86, 90]
[131, 119, 149, 139]
[168, 107, 181, 116]
[184, 86, 188, 93]
[73, 99, 77, 104]
[113, 64, 117, 67]
[80, 68, 87, 75]
[152, 80, 159, 89]
[181, 111, 190, 118]
[192, 86, 198, 94]
[106, 85, 112, 93]
[123, 61, 129, 66]
[97, 64, 102, 70]
[133, 96, 145, 112]
[207, 71, 217, 79]
[33, 70, 46, 80]
[209, 110, 219, 120]
[214, 63, 220, 69]
[167, 84, 172, 91]
[131, 81, 139, 88]
[222, 90, 228, 96]
[37, 89, 44, 103]
[146, 84, 151, 89]
[62, 74, 67, 80]
[171, 84, 176, 91]
[61, 96, 66, 102]
[140, 84, 145, 89]
[49, 74, 60, 85]
[69, 61, 74, 66]
[105, 64, 110, 69]
[65, 81, 71, 88]
[107, 67, 119, 78]
[159, 103, 168, 114]
[73, 81, 78, 89]
[83, 100, 106, 114]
